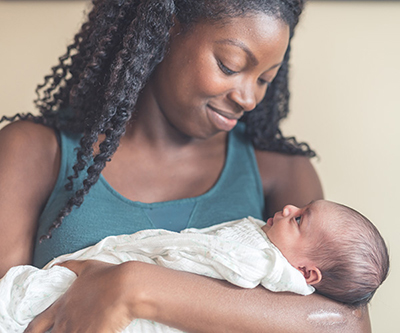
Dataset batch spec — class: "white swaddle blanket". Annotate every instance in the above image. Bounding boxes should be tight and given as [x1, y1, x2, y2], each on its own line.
[0, 217, 314, 332]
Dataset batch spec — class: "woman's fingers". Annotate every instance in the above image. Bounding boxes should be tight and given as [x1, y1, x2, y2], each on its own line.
[55, 259, 89, 275]
[24, 303, 56, 333]
[24, 260, 135, 333]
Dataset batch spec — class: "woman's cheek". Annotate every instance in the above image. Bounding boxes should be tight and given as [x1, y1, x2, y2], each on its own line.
[199, 72, 231, 98]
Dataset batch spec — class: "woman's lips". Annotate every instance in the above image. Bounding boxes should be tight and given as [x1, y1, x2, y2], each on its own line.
[207, 105, 239, 132]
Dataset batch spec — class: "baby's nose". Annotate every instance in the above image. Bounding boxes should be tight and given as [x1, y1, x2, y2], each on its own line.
[282, 205, 300, 217]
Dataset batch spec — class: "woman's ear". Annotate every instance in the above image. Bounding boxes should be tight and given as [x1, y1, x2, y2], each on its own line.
[170, 16, 183, 36]
[297, 265, 322, 285]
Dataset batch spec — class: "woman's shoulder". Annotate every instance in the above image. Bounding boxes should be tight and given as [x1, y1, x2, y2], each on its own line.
[254, 149, 323, 212]
[1, 119, 57, 143]
[0, 120, 59, 160]
[0, 120, 61, 201]
[254, 149, 317, 181]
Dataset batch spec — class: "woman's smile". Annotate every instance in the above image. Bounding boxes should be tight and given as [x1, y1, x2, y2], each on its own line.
[206, 104, 242, 132]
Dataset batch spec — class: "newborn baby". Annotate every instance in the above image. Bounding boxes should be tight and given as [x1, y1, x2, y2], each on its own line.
[0, 200, 389, 333]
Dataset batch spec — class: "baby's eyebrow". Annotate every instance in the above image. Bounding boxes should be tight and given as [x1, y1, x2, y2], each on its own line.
[307, 200, 316, 206]
[303, 206, 312, 219]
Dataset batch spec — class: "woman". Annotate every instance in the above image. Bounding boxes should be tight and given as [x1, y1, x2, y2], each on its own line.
[0, 0, 371, 332]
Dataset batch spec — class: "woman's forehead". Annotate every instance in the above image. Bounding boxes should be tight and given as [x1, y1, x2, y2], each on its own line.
[181, 14, 290, 57]
[191, 13, 289, 35]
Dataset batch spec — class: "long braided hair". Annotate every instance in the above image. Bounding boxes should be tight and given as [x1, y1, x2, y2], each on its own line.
[1, 0, 313, 239]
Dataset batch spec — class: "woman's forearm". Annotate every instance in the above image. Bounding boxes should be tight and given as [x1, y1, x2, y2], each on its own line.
[127, 261, 371, 333]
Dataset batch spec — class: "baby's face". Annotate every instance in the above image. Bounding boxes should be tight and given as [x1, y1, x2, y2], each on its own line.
[262, 200, 334, 268]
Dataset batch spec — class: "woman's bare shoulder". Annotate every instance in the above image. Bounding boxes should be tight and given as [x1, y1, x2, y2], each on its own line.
[0, 120, 61, 202]
[0, 120, 60, 179]
[254, 149, 323, 214]
[0, 119, 58, 146]
[0, 121, 60, 274]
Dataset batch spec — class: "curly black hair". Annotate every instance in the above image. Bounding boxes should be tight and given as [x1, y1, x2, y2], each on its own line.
[1, 0, 314, 239]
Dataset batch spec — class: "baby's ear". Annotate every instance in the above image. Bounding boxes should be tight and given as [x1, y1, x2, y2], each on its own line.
[297, 266, 322, 285]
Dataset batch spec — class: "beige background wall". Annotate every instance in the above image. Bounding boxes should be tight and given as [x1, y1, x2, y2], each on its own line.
[0, 0, 399, 331]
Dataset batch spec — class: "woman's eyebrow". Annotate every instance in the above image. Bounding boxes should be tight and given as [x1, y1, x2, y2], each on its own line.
[216, 38, 258, 65]
[215, 38, 282, 71]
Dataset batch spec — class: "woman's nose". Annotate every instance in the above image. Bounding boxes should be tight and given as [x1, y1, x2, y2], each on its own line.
[227, 81, 260, 112]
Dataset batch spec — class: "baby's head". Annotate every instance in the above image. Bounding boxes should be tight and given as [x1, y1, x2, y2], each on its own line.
[262, 199, 389, 306]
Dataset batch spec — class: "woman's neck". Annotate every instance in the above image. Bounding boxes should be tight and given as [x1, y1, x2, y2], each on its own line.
[124, 86, 227, 152]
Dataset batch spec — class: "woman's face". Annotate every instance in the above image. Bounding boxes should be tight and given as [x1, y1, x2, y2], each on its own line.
[145, 13, 290, 139]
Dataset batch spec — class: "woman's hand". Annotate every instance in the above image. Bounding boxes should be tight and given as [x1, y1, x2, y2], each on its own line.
[24, 260, 136, 333]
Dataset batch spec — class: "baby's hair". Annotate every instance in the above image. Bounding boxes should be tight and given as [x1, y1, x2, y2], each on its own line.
[310, 203, 389, 306]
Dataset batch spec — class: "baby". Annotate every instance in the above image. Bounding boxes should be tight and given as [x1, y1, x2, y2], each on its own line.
[263, 200, 389, 305]
[0, 200, 389, 333]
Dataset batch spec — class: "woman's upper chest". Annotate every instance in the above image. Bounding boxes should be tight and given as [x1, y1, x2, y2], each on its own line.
[100, 135, 227, 203]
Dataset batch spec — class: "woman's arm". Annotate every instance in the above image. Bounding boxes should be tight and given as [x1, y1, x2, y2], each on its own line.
[130, 261, 371, 333]
[25, 259, 370, 333]
[0, 121, 60, 277]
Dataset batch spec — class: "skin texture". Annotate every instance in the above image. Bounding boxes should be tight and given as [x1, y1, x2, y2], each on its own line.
[0, 13, 371, 333]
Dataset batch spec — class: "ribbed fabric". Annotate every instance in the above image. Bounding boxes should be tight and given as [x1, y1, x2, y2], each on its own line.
[33, 122, 264, 268]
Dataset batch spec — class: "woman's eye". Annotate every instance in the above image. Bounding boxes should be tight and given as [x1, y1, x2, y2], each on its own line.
[258, 78, 269, 86]
[295, 216, 302, 225]
[218, 60, 238, 75]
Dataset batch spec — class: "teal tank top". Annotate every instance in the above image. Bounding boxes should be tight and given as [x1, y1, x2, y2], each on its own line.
[33, 122, 264, 267]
